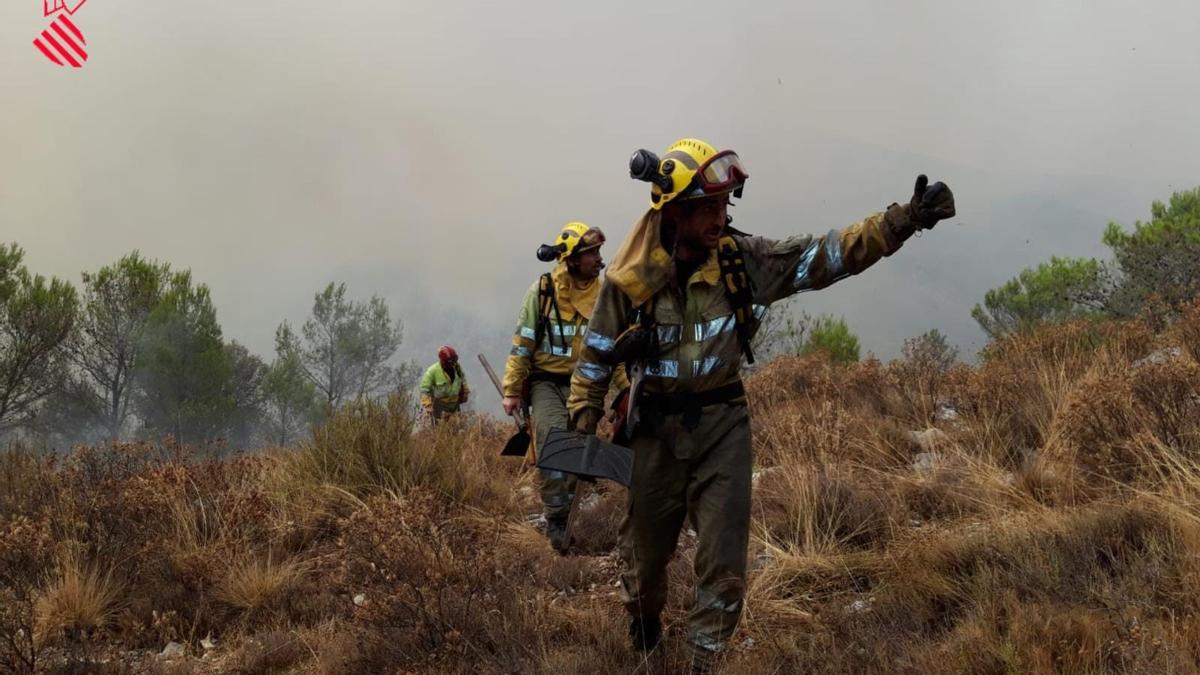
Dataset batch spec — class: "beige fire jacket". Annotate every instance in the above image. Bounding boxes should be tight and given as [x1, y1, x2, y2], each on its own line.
[567, 208, 904, 419]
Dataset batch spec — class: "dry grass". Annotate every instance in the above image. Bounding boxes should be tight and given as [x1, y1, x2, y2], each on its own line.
[33, 552, 122, 646]
[215, 553, 307, 614]
[3, 314, 1200, 673]
[272, 394, 520, 519]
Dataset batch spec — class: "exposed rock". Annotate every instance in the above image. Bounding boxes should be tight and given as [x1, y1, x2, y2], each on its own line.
[935, 402, 960, 423]
[908, 427, 949, 453]
[353, 593, 366, 607]
[752, 466, 780, 487]
[844, 599, 872, 615]
[1133, 346, 1184, 369]
[158, 642, 186, 659]
[911, 452, 940, 473]
[201, 634, 217, 651]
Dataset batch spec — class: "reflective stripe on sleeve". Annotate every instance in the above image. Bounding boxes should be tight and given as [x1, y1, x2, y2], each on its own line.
[792, 239, 822, 291]
[585, 329, 616, 352]
[577, 361, 612, 381]
[824, 228, 847, 282]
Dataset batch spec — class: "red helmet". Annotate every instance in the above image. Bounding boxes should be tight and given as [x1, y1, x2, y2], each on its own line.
[438, 345, 459, 364]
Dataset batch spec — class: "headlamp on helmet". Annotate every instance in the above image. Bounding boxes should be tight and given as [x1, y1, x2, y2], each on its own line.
[536, 222, 606, 263]
[628, 138, 749, 210]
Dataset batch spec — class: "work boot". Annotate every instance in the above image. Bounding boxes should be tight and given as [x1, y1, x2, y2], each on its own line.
[628, 614, 661, 651]
[546, 516, 571, 554]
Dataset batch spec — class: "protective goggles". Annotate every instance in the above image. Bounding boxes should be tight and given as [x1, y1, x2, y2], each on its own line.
[696, 150, 749, 193]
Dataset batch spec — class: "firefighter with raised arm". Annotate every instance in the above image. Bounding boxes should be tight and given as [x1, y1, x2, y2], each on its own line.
[566, 138, 955, 672]
[500, 223, 628, 553]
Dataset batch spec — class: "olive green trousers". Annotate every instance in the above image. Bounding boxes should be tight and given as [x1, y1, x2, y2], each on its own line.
[531, 380, 578, 521]
[618, 401, 752, 657]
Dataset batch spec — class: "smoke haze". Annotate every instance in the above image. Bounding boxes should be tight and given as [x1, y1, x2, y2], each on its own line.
[4, 0, 1199, 412]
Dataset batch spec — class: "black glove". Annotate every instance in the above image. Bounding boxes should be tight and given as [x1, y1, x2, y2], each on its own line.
[884, 174, 956, 241]
[612, 325, 656, 368]
[909, 174, 955, 228]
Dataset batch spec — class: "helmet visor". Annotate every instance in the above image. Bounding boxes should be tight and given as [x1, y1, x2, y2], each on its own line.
[697, 151, 748, 193]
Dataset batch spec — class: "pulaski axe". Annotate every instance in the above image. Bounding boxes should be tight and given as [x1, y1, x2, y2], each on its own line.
[478, 354, 532, 457]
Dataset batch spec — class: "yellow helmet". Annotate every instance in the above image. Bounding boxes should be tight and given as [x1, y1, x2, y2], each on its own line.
[629, 138, 749, 210]
[536, 222, 607, 262]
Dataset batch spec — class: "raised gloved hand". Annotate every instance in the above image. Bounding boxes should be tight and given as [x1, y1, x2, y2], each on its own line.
[909, 174, 955, 227]
[884, 174, 956, 241]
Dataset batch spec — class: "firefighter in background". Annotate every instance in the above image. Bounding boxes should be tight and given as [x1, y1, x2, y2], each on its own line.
[568, 138, 955, 672]
[420, 345, 469, 422]
[501, 222, 628, 552]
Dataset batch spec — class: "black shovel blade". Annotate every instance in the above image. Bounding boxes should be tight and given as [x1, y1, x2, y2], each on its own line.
[537, 429, 633, 487]
[501, 427, 531, 457]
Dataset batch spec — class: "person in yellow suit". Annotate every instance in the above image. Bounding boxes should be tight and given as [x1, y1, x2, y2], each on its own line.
[501, 222, 628, 552]
[568, 138, 956, 673]
[420, 345, 469, 422]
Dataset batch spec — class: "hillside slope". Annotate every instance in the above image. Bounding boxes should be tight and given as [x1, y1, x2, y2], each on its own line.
[3, 304, 1200, 674]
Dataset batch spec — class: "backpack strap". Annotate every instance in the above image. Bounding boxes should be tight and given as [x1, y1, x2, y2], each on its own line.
[717, 235, 757, 364]
[535, 272, 565, 353]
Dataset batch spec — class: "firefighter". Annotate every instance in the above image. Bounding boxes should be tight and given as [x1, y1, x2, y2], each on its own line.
[501, 222, 628, 552]
[567, 138, 955, 672]
[420, 345, 469, 421]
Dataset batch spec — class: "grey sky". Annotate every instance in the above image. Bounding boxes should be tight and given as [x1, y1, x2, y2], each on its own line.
[3, 0, 1199, 411]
